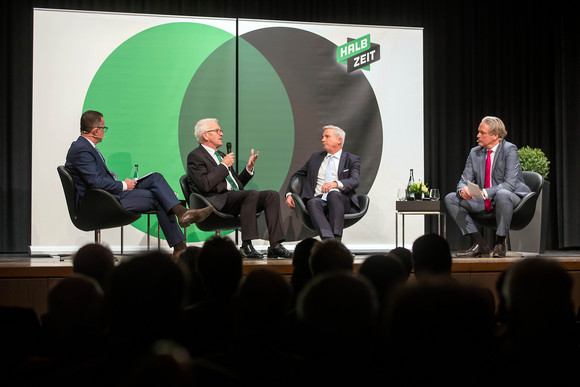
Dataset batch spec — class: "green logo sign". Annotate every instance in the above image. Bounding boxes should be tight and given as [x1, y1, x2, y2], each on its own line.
[337, 34, 381, 72]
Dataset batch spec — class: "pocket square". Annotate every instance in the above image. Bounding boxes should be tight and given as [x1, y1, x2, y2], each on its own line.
[343, 169, 349, 172]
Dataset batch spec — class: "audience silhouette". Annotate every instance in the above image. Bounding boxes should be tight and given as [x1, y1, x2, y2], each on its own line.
[295, 271, 379, 383]
[411, 232, 453, 281]
[72, 243, 115, 293]
[308, 238, 354, 276]
[176, 245, 205, 306]
[180, 236, 242, 360]
[358, 253, 407, 314]
[381, 279, 497, 386]
[495, 257, 579, 384]
[5, 234, 580, 386]
[386, 246, 413, 278]
[290, 237, 320, 307]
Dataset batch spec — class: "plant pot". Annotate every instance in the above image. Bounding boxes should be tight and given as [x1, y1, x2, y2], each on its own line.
[413, 193, 422, 200]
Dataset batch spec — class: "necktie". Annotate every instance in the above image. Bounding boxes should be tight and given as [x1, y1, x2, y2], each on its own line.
[484, 150, 492, 212]
[214, 151, 239, 191]
[96, 148, 117, 180]
[322, 155, 335, 201]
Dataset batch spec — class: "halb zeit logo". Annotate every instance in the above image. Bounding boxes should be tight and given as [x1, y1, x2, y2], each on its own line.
[336, 34, 381, 72]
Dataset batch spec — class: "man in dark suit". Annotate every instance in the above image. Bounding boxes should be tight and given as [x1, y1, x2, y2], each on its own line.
[286, 125, 360, 241]
[186, 118, 292, 259]
[65, 110, 213, 260]
[444, 116, 531, 258]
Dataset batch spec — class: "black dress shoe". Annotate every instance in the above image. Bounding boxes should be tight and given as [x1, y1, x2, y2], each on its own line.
[267, 243, 293, 259]
[455, 243, 490, 258]
[178, 206, 214, 228]
[240, 244, 264, 259]
[491, 244, 506, 258]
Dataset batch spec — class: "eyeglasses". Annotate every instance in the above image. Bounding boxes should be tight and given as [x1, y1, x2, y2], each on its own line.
[97, 126, 108, 132]
[206, 129, 223, 134]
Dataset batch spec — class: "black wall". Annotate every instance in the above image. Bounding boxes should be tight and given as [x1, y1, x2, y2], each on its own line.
[2, 0, 578, 252]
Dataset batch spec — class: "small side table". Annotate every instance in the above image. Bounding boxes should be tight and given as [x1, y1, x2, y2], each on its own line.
[395, 200, 446, 247]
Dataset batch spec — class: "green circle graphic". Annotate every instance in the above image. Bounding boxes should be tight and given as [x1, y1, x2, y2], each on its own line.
[83, 22, 235, 242]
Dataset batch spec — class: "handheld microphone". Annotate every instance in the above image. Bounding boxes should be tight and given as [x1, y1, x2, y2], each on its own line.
[226, 142, 232, 154]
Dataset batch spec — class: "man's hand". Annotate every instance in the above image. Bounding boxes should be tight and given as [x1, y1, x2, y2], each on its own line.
[459, 186, 473, 200]
[124, 178, 137, 191]
[221, 153, 235, 167]
[247, 149, 259, 171]
[285, 195, 295, 208]
[321, 181, 338, 193]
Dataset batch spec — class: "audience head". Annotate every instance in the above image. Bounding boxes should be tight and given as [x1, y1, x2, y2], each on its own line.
[72, 243, 115, 292]
[108, 252, 186, 346]
[358, 254, 407, 306]
[45, 275, 105, 356]
[234, 269, 292, 333]
[290, 238, 320, 298]
[384, 280, 496, 383]
[501, 258, 576, 349]
[387, 246, 413, 278]
[412, 233, 452, 280]
[297, 271, 378, 342]
[196, 236, 243, 299]
[309, 239, 353, 277]
[177, 246, 205, 305]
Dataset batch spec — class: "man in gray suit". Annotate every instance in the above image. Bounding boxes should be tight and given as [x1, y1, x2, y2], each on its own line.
[445, 116, 531, 257]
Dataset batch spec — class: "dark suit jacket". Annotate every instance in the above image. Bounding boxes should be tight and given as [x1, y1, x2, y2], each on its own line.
[187, 145, 253, 210]
[288, 150, 361, 210]
[65, 136, 123, 199]
[457, 140, 531, 198]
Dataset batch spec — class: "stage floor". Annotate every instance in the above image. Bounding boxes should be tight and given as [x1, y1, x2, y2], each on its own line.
[1, 249, 580, 275]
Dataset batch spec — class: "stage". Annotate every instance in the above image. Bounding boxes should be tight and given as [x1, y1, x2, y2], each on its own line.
[1, 250, 580, 319]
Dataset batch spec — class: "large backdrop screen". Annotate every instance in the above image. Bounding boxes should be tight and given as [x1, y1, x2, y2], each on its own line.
[32, 9, 424, 254]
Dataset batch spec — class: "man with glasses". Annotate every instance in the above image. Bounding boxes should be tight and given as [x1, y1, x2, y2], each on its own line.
[186, 118, 292, 259]
[65, 110, 213, 260]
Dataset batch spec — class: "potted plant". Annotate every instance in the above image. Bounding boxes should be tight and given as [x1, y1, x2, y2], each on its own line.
[511, 146, 551, 253]
[408, 180, 429, 200]
[518, 146, 550, 179]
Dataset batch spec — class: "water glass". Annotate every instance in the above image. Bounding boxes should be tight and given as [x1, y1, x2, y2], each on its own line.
[397, 188, 407, 201]
[430, 189, 440, 201]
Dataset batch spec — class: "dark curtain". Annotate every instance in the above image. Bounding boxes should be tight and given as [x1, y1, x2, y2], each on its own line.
[1, 0, 578, 252]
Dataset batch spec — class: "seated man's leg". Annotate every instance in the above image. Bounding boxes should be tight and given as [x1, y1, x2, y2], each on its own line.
[133, 172, 180, 214]
[119, 189, 184, 248]
[325, 191, 351, 239]
[306, 196, 333, 239]
[222, 190, 260, 242]
[444, 192, 484, 235]
[256, 190, 285, 245]
[493, 189, 522, 236]
[136, 172, 212, 229]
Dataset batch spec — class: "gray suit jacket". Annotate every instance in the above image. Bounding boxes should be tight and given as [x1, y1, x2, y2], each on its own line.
[456, 140, 531, 199]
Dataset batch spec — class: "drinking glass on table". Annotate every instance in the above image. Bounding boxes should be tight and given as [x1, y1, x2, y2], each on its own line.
[430, 189, 440, 201]
[397, 188, 407, 201]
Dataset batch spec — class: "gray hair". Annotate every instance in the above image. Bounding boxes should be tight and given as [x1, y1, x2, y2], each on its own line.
[323, 125, 346, 145]
[481, 116, 507, 139]
[194, 118, 218, 143]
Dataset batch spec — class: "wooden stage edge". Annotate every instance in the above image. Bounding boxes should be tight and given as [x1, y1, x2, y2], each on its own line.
[0, 251, 579, 278]
[1, 250, 580, 318]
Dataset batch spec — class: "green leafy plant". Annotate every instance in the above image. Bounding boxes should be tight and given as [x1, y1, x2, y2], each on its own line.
[518, 146, 550, 179]
[408, 180, 429, 194]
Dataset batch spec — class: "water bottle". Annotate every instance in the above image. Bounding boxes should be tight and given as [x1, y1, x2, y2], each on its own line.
[406, 169, 414, 200]
[133, 164, 139, 181]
